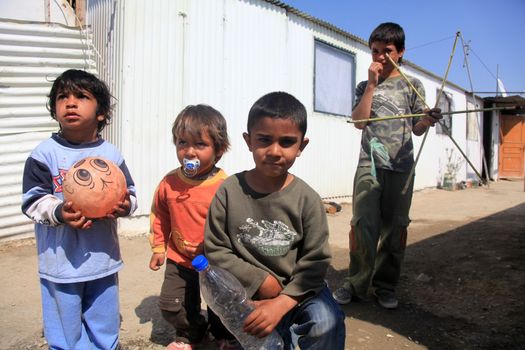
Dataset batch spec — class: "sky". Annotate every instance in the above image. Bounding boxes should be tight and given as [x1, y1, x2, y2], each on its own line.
[283, 0, 525, 97]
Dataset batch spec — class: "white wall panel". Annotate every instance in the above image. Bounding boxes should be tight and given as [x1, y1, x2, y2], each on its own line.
[220, 0, 289, 175]
[120, 0, 184, 219]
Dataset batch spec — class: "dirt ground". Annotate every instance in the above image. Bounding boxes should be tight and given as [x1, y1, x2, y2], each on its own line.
[1, 180, 524, 350]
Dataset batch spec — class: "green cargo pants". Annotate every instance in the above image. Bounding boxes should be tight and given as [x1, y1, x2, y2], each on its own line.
[346, 166, 414, 298]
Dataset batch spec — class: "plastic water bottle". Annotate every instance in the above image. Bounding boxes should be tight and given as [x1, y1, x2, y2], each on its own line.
[192, 255, 284, 350]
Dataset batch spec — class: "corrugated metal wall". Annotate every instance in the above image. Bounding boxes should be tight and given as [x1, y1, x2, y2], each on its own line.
[84, 0, 364, 220]
[0, 18, 96, 240]
[83, 0, 485, 234]
[86, 0, 124, 149]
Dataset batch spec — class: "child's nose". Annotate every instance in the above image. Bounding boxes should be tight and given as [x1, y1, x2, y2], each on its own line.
[65, 96, 78, 106]
[267, 143, 281, 156]
[185, 146, 197, 156]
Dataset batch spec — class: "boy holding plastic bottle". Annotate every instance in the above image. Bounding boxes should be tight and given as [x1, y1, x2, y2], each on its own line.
[204, 92, 346, 349]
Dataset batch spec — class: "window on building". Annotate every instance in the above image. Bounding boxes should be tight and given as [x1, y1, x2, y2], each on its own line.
[436, 91, 453, 135]
[314, 40, 355, 116]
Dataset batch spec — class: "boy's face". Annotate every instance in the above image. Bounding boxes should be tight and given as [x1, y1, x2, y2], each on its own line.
[55, 89, 104, 142]
[243, 116, 308, 180]
[371, 41, 404, 78]
[175, 130, 220, 178]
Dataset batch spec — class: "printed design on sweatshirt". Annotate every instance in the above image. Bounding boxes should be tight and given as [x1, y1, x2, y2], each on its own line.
[52, 169, 68, 193]
[237, 218, 297, 256]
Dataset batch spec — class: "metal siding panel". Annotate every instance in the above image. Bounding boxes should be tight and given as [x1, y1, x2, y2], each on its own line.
[114, 0, 184, 216]
[0, 19, 95, 241]
[184, 0, 225, 107]
[86, 0, 123, 149]
[220, 0, 290, 175]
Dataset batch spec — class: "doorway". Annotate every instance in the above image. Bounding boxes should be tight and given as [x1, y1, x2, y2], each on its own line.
[499, 114, 525, 178]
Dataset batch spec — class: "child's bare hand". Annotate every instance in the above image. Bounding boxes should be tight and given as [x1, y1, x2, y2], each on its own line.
[256, 274, 283, 299]
[368, 62, 383, 86]
[424, 107, 443, 126]
[106, 191, 132, 219]
[149, 253, 165, 271]
[183, 242, 203, 259]
[243, 298, 286, 338]
[61, 201, 93, 230]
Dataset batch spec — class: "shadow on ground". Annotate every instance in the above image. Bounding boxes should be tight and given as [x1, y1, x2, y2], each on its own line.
[134, 295, 175, 346]
[327, 203, 525, 350]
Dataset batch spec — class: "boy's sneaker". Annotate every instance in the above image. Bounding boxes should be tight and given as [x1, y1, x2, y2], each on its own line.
[332, 286, 353, 305]
[166, 341, 199, 350]
[216, 338, 242, 350]
[374, 289, 398, 309]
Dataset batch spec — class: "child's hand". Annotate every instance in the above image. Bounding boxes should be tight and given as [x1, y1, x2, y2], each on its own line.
[368, 62, 383, 86]
[256, 274, 283, 299]
[183, 242, 204, 260]
[244, 297, 289, 338]
[424, 107, 443, 126]
[106, 191, 132, 219]
[61, 201, 93, 230]
[149, 253, 165, 271]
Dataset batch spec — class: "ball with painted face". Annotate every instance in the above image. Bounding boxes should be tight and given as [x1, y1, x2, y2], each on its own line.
[63, 157, 127, 218]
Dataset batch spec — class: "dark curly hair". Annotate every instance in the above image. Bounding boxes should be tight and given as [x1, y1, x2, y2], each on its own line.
[47, 69, 113, 132]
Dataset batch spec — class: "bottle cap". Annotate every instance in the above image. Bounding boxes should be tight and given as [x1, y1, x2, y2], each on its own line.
[192, 255, 209, 271]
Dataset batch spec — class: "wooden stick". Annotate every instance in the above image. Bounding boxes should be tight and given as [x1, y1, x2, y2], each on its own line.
[345, 106, 515, 124]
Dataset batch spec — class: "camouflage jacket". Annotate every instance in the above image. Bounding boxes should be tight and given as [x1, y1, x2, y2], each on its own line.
[354, 75, 426, 172]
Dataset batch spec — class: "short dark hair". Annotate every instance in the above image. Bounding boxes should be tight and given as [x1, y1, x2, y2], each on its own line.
[369, 22, 405, 63]
[247, 92, 307, 138]
[47, 69, 112, 132]
[172, 104, 230, 156]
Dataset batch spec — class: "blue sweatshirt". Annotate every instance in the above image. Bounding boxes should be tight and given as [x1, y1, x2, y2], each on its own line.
[22, 133, 137, 283]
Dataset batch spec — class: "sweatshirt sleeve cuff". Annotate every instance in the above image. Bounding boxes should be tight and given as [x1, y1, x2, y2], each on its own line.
[151, 245, 166, 254]
[149, 234, 166, 253]
[53, 203, 65, 224]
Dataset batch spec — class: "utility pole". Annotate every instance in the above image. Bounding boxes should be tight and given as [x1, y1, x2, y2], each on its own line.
[496, 64, 499, 96]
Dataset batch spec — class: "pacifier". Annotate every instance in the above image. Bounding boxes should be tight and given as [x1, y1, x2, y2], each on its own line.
[183, 158, 200, 177]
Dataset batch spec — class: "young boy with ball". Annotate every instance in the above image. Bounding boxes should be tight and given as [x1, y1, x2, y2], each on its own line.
[21, 69, 137, 349]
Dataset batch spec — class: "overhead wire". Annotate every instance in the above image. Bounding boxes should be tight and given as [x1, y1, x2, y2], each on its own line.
[406, 35, 456, 52]
[469, 47, 498, 81]
[407, 33, 505, 95]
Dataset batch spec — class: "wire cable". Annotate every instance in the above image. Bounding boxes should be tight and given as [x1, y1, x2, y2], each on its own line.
[406, 35, 456, 52]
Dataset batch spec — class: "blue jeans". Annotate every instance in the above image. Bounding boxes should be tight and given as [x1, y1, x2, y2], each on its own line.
[275, 286, 346, 349]
[40, 273, 120, 350]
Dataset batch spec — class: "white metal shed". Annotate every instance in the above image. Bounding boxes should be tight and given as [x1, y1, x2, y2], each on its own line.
[0, 0, 485, 240]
